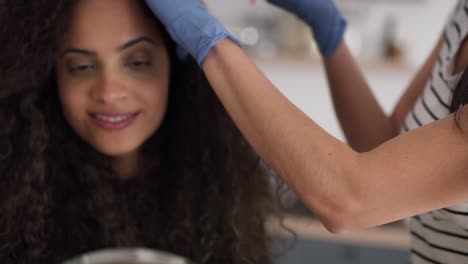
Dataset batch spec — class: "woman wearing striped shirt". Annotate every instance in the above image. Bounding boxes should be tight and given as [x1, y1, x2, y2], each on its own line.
[147, 0, 468, 263]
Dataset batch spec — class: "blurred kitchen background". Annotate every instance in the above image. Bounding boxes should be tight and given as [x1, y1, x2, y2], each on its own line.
[203, 0, 457, 263]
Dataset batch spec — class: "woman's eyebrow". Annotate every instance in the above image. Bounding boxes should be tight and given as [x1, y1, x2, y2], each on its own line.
[60, 48, 96, 57]
[59, 36, 158, 57]
[117, 36, 157, 51]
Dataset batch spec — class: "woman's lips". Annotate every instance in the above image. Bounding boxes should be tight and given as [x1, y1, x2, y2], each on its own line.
[90, 112, 140, 131]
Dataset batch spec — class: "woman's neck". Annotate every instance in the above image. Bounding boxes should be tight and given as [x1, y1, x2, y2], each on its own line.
[113, 151, 142, 180]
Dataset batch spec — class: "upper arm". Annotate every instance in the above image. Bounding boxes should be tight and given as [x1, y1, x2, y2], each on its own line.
[340, 110, 468, 231]
[390, 35, 445, 134]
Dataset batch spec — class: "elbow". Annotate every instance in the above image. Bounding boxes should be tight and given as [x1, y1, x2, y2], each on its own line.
[299, 150, 373, 234]
[321, 215, 354, 234]
[302, 189, 367, 234]
[319, 205, 385, 234]
[318, 205, 361, 234]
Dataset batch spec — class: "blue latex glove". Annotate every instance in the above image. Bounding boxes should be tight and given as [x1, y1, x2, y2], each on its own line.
[267, 0, 346, 57]
[145, 0, 239, 66]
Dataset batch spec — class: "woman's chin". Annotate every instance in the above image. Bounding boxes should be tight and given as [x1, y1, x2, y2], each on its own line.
[92, 143, 140, 158]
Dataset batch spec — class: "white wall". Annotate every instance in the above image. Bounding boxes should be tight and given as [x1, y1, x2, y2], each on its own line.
[255, 60, 414, 142]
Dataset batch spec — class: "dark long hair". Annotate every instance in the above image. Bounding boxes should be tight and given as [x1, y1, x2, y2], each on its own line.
[449, 63, 468, 141]
[451, 69, 468, 115]
[0, 1, 275, 263]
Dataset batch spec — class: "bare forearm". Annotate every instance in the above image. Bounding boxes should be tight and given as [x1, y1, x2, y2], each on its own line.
[324, 42, 396, 151]
[203, 39, 358, 231]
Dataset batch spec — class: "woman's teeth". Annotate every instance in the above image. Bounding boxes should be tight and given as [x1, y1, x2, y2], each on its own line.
[94, 114, 132, 123]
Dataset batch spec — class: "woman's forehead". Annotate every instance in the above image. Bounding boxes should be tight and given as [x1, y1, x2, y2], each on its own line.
[62, 0, 160, 48]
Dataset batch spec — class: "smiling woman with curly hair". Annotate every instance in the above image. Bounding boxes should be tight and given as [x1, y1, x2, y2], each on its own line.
[0, 0, 275, 263]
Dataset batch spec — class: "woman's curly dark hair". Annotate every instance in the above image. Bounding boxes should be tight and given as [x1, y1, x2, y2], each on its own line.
[0, 1, 276, 263]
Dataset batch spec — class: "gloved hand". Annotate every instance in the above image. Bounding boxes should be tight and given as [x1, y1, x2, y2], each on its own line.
[145, 0, 239, 66]
[267, 0, 346, 57]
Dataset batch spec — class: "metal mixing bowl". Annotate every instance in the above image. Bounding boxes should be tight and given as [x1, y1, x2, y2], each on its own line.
[61, 248, 192, 264]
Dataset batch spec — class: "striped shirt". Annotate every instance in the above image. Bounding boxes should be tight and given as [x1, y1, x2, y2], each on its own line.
[401, 1, 468, 263]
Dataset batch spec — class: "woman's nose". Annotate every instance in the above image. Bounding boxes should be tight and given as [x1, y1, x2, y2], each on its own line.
[90, 74, 129, 103]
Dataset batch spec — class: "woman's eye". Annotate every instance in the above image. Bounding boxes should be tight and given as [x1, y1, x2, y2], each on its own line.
[126, 60, 151, 69]
[68, 64, 95, 74]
